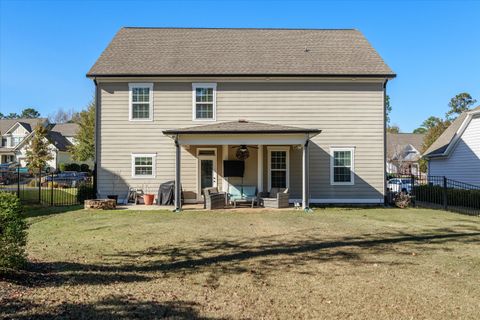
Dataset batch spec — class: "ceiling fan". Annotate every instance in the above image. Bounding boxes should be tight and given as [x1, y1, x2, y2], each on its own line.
[230, 145, 258, 160]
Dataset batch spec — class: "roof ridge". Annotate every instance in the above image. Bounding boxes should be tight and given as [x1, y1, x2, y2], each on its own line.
[122, 27, 357, 31]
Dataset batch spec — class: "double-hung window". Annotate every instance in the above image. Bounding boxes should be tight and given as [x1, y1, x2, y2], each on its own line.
[268, 147, 289, 189]
[11, 136, 22, 147]
[192, 83, 216, 121]
[129, 83, 153, 121]
[330, 147, 355, 185]
[131, 154, 156, 178]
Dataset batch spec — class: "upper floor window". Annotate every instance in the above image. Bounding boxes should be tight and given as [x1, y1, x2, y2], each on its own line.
[330, 147, 355, 185]
[11, 136, 22, 147]
[192, 83, 216, 121]
[129, 83, 153, 121]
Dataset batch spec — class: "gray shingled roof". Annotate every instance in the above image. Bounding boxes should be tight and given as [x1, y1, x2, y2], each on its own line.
[423, 106, 480, 158]
[163, 120, 321, 135]
[87, 28, 395, 77]
[0, 118, 47, 135]
[46, 123, 79, 151]
[387, 133, 424, 159]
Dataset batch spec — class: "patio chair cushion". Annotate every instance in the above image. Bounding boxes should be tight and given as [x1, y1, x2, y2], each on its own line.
[228, 185, 243, 200]
[242, 186, 257, 198]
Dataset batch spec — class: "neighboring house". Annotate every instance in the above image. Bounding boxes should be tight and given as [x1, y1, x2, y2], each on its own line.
[0, 119, 89, 170]
[423, 106, 480, 186]
[0, 118, 48, 165]
[386, 133, 425, 176]
[87, 27, 396, 209]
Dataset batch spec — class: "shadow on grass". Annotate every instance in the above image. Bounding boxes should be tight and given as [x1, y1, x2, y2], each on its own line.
[23, 205, 83, 223]
[2, 295, 222, 320]
[3, 229, 479, 288]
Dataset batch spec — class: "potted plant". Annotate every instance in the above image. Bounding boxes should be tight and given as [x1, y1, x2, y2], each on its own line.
[107, 171, 120, 204]
[142, 185, 155, 205]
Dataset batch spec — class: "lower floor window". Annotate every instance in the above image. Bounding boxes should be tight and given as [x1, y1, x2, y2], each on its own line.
[330, 147, 355, 185]
[131, 154, 156, 178]
[268, 148, 289, 189]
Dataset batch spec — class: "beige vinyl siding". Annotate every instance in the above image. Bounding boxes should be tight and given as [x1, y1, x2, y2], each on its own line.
[97, 81, 384, 202]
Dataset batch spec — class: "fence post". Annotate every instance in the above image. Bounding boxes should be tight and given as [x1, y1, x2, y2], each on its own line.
[17, 164, 20, 198]
[38, 169, 42, 204]
[411, 174, 415, 207]
[443, 176, 448, 211]
[50, 171, 54, 206]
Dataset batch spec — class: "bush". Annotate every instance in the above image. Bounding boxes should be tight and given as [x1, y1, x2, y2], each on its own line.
[77, 183, 95, 203]
[80, 164, 90, 172]
[27, 178, 39, 187]
[59, 163, 67, 172]
[415, 185, 480, 209]
[0, 192, 27, 270]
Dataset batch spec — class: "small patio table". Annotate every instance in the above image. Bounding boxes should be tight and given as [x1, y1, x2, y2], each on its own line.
[233, 196, 257, 208]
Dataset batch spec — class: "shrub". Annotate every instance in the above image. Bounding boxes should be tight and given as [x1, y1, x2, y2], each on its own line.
[77, 183, 95, 203]
[27, 178, 38, 187]
[80, 164, 90, 172]
[0, 192, 27, 270]
[65, 163, 81, 172]
[415, 185, 480, 209]
[59, 163, 67, 172]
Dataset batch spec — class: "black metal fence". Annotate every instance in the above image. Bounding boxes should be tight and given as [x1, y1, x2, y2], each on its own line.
[0, 169, 95, 206]
[388, 174, 480, 216]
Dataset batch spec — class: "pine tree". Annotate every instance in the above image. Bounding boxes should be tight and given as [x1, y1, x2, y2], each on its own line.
[25, 124, 53, 173]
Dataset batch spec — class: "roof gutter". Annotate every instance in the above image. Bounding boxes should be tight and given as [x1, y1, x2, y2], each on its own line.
[86, 73, 397, 79]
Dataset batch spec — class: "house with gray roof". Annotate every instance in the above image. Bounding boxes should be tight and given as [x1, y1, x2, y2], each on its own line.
[0, 119, 89, 170]
[386, 133, 425, 176]
[88, 27, 396, 209]
[423, 106, 480, 186]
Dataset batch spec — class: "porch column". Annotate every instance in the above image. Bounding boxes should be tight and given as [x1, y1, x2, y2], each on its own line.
[222, 145, 229, 192]
[174, 139, 182, 211]
[257, 145, 263, 193]
[302, 140, 310, 210]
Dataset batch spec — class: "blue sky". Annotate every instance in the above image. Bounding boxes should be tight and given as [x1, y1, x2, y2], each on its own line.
[1, 0, 479, 132]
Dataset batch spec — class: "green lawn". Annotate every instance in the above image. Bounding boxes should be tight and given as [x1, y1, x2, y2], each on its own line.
[1, 207, 479, 319]
[16, 187, 78, 205]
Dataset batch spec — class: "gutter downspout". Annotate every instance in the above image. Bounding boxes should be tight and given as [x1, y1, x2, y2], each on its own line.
[93, 78, 99, 198]
[383, 79, 388, 205]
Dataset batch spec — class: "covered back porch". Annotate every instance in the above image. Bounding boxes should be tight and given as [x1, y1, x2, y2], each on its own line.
[163, 120, 321, 211]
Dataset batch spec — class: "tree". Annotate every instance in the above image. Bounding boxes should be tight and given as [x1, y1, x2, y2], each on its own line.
[445, 93, 476, 121]
[69, 100, 95, 162]
[385, 95, 392, 126]
[418, 119, 451, 172]
[412, 127, 427, 134]
[4, 112, 19, 119]
[0, 112, 3, 119]
[25, 124, 53, 173]
[20, 108, 41, 119]
[49, 108, 75, 124]
[386, 124, 400, 134]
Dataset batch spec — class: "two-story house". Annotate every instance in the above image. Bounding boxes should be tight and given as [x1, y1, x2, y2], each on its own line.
[387, 133, 425, 176]
[87, 27, 396, 209]
[0, 118, 86, 170]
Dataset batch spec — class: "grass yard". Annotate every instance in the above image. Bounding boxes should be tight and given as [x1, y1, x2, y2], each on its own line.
[1, 206, 479, 319]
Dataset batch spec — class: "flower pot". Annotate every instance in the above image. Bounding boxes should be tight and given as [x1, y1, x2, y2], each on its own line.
[143, 194, 155, 206]
[107, 195, 118, 204]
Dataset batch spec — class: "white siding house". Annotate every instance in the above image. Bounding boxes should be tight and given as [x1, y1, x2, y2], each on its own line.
[424, 106, 480, 186]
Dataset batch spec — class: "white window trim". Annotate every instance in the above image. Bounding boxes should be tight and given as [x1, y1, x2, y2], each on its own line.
[131, 153, 156, 179]
[192, 83, 217, 121]
[129, 83, 154, 121]
[330, 146, 355, 186]
[267, 146, 290, 191]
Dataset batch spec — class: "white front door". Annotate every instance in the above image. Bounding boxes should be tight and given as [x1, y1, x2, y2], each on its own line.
[197, 149, 217, 201]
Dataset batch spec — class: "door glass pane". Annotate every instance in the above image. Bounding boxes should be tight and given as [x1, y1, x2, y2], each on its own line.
[201, 160, 213, 190]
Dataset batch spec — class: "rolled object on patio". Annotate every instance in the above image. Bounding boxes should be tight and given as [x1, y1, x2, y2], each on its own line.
[84, 199, 116, 210]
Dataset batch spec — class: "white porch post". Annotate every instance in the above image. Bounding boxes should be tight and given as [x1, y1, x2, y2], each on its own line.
[174, 139, 182, 211]
[222, 144, 229, 192]
[302, 140, 310, 210]
[257, 145, 263, 193]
